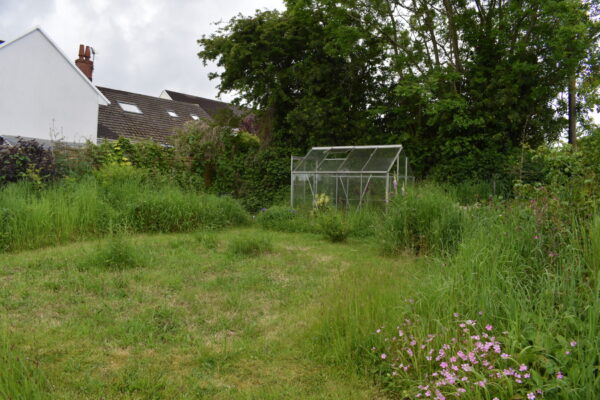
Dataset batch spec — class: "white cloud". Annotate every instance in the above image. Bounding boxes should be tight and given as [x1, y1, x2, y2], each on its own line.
[0, 0, 284, 101]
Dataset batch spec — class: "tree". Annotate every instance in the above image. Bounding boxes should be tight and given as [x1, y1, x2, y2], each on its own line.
[199, 0, 599, 181]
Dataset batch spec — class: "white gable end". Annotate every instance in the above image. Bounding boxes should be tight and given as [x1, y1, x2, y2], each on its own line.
[0, 28, 108, 144]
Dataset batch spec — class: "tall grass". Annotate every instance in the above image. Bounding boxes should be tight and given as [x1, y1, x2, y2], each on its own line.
[380, 184, 464, 256]
[307, 184, 599, 398]
[0, 165, 249, 252]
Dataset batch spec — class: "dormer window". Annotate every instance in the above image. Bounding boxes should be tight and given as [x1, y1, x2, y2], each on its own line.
[118, 102, 142, 114]
[190, 114, 199, 120]
[167, 111, 178, 117]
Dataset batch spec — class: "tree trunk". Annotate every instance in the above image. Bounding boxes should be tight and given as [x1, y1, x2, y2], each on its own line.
[568, 75, 577, 145]
[442, 0, 464, 74]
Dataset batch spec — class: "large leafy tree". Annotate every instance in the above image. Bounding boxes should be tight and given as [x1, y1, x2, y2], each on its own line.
[199, 0, 599, 180]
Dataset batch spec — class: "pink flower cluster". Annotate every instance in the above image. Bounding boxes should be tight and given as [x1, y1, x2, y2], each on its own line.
[373, 314, 558, 399]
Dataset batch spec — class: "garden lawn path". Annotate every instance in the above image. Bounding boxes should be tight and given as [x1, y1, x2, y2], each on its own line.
[0, 228, 406, 399]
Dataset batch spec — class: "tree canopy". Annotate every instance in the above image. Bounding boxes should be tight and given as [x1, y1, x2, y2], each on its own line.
[199, 0, 599, 180]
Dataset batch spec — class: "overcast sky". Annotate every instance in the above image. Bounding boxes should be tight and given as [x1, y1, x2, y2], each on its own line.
[1, 0, 284, 102]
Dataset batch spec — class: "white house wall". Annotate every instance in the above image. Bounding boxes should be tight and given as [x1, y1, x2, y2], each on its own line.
[0, 29, 101, 143]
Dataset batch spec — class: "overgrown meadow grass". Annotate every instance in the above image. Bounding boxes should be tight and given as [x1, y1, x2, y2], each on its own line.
[1, 176, 597, 399]
[307, 185, 599, 399]
[0, 164, 249, 252]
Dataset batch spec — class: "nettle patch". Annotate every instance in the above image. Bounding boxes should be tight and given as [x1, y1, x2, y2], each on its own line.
[372, 313, 575, 399]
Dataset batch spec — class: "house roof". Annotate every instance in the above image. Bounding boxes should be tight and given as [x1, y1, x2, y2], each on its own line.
[97, 87, 210, 143]
[161, 90, 244, 117]
[0, 27, 109, 106]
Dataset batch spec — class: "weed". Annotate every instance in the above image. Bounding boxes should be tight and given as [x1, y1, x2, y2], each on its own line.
[317, 211, 351, 242]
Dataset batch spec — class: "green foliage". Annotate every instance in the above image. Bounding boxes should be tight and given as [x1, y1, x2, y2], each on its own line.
[317, 211, 351, 243]
[0, 139, 58, 187]
[380, 184, 464, 256]
[199, 0, 599, 181]
[227, 232, 273, 256]
[309, 194, 599, 398]
[174, 121, 291, 210]
[256, 206, 313, 232]
[0, 165, 249, 253]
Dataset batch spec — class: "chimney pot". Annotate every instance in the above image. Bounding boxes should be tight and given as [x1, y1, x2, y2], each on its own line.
[75, 44, 94, 81]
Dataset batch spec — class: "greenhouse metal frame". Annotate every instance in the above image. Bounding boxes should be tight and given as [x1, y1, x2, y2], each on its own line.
[290, 145, 413, 209]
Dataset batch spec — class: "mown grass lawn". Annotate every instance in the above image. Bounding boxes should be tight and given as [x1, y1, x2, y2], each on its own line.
[0, 228, 412, 399]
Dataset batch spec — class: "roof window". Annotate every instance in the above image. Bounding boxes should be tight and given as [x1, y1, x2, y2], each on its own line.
[118, 102, 142, 114]
[190, 114, 200, 120]
[167, 111, 178, 117]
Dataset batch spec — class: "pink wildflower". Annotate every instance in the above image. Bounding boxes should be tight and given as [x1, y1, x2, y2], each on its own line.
[527, 392, 536, 400]
[519, 364, 528, 371]
[453, 312, 460, 318]
[376, 328, 381, 333]
[570, 340, 577, 347]
[501, 353, 510, 359]
[485, 324, 493, 331]
[380, 353, 387, 359]
[440, 362, 448, 369]
[524, 373, 531, 378]
[556, 371, 564, 379]
[565, 351, 571, 355]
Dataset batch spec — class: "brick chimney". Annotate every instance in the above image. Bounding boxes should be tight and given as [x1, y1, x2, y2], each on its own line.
[75, 44, 94, 81]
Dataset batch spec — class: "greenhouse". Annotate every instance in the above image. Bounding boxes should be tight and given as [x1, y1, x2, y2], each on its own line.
[291, 145, 413, 209]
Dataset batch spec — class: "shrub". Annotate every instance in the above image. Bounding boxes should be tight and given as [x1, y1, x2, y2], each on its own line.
[381, 184, 464, 256]
[228, 232, 273, 256]
[317, 211, 351, 243]
[0, 139, 58, 186]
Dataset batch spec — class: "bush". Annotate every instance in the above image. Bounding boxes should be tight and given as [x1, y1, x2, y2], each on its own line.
[381, 184, 464, 255]
[317, 211, 351, 243]
[0, 139, 58, 186]
[228, 232, 273, 256]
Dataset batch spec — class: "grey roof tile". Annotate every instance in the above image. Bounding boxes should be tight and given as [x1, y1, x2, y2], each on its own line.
[97, 87, 210, 144]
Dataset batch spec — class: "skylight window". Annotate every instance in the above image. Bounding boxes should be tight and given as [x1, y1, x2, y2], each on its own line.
[190, 114, 200, 120]
[167, 111, 178, 117]
[118, 102, 142, 114]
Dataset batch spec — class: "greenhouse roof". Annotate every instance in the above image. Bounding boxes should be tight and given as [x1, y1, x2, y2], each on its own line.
[292, 145, 403, 174]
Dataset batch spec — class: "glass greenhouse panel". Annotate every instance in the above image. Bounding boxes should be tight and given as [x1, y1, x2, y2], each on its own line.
[363, 147, 402, 172]
[337, 148, 375, 172]
[294, 148, 329, 172]
[291, 145, 412, 210]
